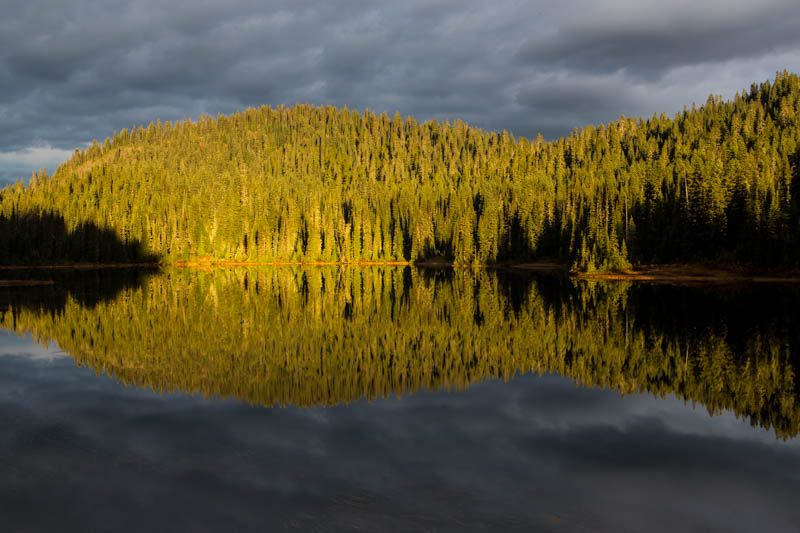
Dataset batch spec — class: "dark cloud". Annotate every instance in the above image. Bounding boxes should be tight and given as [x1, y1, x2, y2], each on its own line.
[518, 1, 800, 80]
[515, 73, 650, 135]
[1, 0, 799, 185]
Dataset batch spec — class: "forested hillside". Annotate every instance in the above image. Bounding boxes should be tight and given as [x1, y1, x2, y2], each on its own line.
[1, 72, 799, 269]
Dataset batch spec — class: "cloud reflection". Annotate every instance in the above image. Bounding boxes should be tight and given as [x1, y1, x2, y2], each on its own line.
[1, 342, 799, 532]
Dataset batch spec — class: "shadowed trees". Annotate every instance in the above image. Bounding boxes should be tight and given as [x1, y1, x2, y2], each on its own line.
[0, 267, 156, 316]
[0, 210, 158, 315]
[0, 210, 158, 265]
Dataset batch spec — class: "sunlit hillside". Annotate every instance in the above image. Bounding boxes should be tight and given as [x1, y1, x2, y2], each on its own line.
[1, 72, 799, 270]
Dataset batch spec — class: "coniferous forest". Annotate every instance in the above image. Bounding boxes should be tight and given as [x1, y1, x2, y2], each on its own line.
[1, 72, 799, 270]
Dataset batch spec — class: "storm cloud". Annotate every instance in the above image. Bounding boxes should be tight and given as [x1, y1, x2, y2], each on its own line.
[1, 0, 799, 184]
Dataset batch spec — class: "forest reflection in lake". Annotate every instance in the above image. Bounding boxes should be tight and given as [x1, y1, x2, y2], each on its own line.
[1, 267, 800, 532]
[1, 266, 799, 438]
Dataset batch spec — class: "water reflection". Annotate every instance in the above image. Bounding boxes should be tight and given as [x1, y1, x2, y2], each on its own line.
[1, 267, 798, 439]
[0, 267, 155, 312]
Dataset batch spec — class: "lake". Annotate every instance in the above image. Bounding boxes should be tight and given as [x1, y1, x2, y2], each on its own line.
[1, 267, 799, 532]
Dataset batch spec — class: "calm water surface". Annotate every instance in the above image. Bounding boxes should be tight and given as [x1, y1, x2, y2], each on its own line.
[1, 267, 799, 532]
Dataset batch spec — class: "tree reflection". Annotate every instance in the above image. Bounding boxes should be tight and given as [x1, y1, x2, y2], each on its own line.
[1, 266, 798, 439]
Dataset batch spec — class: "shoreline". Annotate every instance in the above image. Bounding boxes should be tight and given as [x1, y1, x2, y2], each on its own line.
[1, 261, 799, 284]
[0, 280, 56, 287]
[570, 264, 800, 284]
[0, 263, 160, 270]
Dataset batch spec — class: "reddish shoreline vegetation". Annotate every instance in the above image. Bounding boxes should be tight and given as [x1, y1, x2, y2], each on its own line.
[1, 72, 799, 271]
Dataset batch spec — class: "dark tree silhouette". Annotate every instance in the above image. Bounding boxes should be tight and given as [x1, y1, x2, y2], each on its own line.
[0, 211, 158, 265]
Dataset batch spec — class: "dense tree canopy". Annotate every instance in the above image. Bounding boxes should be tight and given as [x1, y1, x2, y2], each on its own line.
[1, 72, 799, 269]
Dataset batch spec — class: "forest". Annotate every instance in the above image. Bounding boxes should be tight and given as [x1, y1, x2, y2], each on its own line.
[0, 72, 799, 270]
[1, 267, 798, 438]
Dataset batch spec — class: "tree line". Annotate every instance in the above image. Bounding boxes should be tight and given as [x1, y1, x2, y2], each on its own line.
[1, 72, 799, 269]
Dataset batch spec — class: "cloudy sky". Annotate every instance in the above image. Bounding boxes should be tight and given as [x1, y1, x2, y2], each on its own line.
[1, 0, 799, 185]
